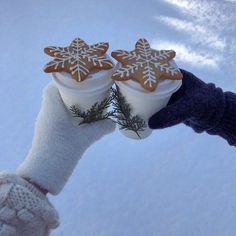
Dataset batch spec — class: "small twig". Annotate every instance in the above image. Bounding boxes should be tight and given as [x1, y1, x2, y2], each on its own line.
[110, 84, 146, 138]
[69, 94, 114, 125]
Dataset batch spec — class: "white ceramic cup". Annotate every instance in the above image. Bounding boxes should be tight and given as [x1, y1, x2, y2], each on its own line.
[115, 60, 182, 139]
[52, 67, 115, 124]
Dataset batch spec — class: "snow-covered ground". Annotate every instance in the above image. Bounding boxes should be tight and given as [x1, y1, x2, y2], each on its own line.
[0, 0, 235, 235]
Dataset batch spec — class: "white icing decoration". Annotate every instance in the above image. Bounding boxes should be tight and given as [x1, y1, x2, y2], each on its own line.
[44, 38, 113, 81]
[113, 38, 180, 88]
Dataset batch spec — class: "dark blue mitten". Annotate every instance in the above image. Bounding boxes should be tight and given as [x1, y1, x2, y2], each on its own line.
[148, 69, 236, 146]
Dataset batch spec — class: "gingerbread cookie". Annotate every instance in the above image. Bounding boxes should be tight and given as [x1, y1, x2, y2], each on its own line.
[44, 37, 114, 82]
[111, 38, 183, 92]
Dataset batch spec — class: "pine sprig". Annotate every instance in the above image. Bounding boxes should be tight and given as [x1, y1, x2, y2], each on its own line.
[69, 95, 114, 125]
[111, 84, 146, 138]
[69, 85, 147, 139]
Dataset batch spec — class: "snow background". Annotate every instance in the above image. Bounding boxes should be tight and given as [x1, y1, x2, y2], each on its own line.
[0, 0, 236, 235]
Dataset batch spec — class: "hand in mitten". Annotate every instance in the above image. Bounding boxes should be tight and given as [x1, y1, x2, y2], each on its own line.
[148, 69, 236, 146]
[0, 172, 59, 236]
[16, 83, 116, 195]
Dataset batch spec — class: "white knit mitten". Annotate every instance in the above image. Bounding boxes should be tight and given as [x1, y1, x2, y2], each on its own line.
[0, 172, 59, 236]
[16, 83, 115, 195]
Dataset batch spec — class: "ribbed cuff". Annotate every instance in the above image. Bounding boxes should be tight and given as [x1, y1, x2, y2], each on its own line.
[207, 91, 236, 146]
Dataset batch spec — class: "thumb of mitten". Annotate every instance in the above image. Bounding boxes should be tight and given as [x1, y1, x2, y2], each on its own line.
[148, 98, 193, 129]
[79, 118, 116, 145]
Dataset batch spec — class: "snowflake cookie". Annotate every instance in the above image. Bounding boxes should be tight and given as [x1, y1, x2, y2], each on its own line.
[111, 38, 183, 92]
[44, 37, 114, 82]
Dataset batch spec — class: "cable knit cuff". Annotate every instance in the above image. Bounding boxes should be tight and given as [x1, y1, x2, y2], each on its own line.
[207, 91, 236, 146]
[0, 172, 46, 199]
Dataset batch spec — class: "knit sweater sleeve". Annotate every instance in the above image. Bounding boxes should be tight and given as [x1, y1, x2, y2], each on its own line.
[207, 91, 236, 146]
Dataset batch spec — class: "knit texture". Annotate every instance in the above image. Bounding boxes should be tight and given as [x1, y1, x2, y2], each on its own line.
[207, 91, 236, 146]
[0, 172, 59, 236]
[148, 69, 236, 146]
[16, 83, 116, 195]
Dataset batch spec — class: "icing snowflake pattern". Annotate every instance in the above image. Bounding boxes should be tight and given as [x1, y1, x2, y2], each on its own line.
[111, 38, 183, 92]
[44, 37, 113, 81]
